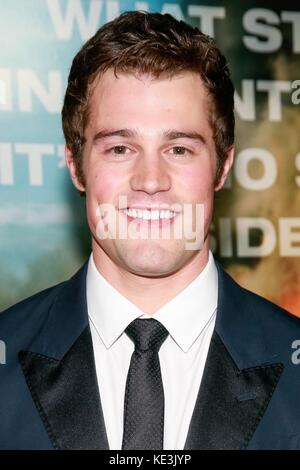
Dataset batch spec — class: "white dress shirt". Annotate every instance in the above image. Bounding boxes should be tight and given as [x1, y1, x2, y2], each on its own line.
[87, 251, 218, 450]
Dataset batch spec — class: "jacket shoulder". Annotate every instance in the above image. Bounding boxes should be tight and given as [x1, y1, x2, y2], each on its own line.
[220, 264, 300, 337]
[242, 280, 300, 328]
[0, 281, 67, 338]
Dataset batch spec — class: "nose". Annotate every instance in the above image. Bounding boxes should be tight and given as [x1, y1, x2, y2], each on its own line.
[129, 153, 171, 195]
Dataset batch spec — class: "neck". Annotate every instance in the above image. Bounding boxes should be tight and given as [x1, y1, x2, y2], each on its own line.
[91, 239, 210, 315]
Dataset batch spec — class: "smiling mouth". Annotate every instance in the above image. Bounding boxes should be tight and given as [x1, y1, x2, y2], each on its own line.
[119, 208, 179, 227]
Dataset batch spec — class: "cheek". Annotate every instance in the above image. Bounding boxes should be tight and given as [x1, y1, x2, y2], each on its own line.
[85, 165, 123, 203]
[84, 166, 124, 233]
[180, 166, 215, 202]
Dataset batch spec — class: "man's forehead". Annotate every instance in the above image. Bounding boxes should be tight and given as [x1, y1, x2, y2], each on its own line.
[87, 69, 209, 124]
[86, 69, 211, 138]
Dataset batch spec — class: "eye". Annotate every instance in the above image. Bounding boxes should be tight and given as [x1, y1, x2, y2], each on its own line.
[110, 145, 129, 154]
[169, 146, 191, 157]
[105, 145, 132, 160]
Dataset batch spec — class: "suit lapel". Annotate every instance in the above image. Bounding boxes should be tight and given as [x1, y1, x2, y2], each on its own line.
[19, 326, 109, 449]
[185, 261, 284, 450]
[184, 331, 283, 449]
[18, 260, 109, 450]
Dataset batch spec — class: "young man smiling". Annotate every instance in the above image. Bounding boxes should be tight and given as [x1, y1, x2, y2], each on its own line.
[1, 11, 300, 450]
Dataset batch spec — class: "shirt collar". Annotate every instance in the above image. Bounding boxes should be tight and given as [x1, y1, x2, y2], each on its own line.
[87, 255, 143, 349]
[86, 251, 218, 352]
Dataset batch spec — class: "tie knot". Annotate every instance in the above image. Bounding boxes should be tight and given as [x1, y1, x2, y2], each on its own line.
[125, 318, 169, 352]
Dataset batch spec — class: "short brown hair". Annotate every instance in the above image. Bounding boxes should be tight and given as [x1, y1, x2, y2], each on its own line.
[62, 10, 234, 189]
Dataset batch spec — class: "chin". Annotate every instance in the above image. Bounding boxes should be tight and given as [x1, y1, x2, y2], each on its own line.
[121, 251, 181, 278]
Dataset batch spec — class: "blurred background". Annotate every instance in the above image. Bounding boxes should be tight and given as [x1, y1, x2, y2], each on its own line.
[0, 0, 299, 314]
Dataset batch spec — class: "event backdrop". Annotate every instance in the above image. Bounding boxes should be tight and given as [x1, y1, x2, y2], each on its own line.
[0, 0, 300, 314]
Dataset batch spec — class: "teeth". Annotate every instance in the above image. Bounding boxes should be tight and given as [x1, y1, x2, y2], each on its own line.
[123, 208, 176, 220]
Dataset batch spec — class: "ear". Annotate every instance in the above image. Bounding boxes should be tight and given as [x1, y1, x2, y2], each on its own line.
[65, 146, 85, 192]
[214, 146, 234, 192]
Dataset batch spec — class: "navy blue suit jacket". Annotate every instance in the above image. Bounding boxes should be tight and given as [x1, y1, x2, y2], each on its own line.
[1, 259, 300, 450]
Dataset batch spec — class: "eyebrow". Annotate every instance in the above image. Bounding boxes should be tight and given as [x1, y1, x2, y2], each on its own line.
[92, 128, 206, 145]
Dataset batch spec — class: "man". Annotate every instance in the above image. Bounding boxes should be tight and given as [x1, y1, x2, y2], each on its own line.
[1, 11, 300, 450]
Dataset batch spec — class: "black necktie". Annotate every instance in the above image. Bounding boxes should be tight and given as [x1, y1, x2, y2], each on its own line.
[121, 318, 169, 450]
